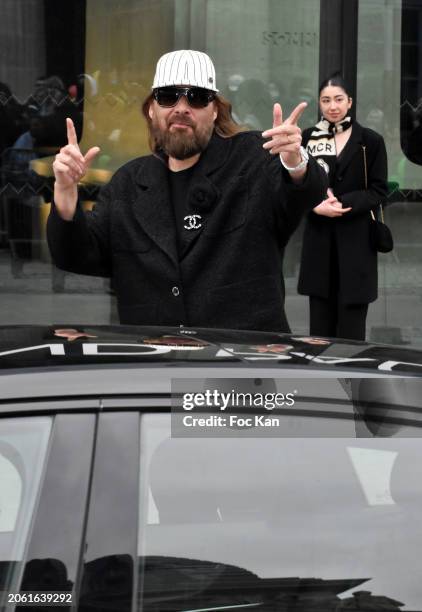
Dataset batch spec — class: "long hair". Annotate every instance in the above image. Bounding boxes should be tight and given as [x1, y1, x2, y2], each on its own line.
[141, 92, 244, 154]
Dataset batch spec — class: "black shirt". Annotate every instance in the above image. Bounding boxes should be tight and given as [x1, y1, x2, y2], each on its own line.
[168, 165, 196, 256]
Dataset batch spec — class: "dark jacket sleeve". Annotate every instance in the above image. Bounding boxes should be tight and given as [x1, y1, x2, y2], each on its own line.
[47, 177, 115, 277]
[265, 150, 328, 243]
[339, 129, 388, 218]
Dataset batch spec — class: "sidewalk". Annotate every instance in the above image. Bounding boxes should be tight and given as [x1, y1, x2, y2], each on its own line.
[0, 252, 116, 325]
[285, 258, 422, 347]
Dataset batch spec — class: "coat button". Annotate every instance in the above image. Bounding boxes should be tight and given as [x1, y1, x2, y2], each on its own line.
[172, 286, 180, 296]
[337, 176, 343, 181]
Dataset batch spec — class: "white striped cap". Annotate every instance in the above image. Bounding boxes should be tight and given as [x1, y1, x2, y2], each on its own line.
[152, 50, 218, 92]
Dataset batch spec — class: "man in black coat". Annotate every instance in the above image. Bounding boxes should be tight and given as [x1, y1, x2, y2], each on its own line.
[47, 50, 327, 332]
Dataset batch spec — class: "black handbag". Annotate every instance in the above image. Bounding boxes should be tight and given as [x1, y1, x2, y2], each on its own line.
[369, 206, 394, 253]
[362, 145, 394, 253]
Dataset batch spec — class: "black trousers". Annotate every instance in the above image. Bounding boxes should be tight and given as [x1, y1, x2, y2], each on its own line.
[309, 295, 368, 341]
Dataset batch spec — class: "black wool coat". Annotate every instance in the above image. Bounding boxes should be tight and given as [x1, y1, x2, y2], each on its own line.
[298, 121, 388, 304]
[48, 131, 327, 331]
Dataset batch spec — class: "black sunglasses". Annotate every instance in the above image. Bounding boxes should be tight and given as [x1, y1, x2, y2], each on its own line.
[153, 86, 216, 109]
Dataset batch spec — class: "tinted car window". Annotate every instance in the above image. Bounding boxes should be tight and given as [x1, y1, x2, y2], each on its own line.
[138, 413, 422, 611]
[0, 418, 51, 603]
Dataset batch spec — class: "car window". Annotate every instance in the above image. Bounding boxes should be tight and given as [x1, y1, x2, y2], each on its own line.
[0, 417, 52, 603]
[138, 413, 422, 611]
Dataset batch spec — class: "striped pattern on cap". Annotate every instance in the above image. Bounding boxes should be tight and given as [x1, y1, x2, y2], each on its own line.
[152, 50, 218, 92]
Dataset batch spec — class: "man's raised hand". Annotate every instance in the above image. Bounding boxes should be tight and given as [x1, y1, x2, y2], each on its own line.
[52, 118, 100, 220]
[53, 118, 100, 188]
[262, 101, 307, 170]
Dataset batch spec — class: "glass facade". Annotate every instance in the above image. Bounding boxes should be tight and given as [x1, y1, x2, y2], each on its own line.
[354, 0, 422, 346]
[0, 0, 421, 344]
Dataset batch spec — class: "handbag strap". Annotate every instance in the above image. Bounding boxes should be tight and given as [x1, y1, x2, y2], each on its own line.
[362, 144, 383, 222]
[362, 145, 368, 189]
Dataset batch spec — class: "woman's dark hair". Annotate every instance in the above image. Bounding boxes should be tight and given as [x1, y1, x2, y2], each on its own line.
[141, 92, 244, 154]
[318, 74, 352, 98]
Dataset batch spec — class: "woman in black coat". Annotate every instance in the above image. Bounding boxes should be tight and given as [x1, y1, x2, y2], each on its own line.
[298, 75, 388, 341]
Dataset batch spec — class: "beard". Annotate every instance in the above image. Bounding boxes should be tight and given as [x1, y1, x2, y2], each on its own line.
[151, 115, 214, 160]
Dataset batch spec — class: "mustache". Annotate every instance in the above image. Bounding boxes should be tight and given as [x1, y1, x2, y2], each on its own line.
[168, 116, 195, 128]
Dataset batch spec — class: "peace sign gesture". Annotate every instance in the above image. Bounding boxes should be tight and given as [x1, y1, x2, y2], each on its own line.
[262, 102, 307, 172]
[52, 118, 100, 220]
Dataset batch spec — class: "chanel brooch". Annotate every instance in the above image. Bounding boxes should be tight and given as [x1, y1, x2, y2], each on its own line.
[184, 214, 202, 230]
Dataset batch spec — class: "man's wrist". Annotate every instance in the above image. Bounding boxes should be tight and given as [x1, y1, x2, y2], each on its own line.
[53, 182, 78, 221]
[279, 146, 309, 173]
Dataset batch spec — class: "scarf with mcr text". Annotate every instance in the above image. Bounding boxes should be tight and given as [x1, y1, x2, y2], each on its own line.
[305, 115, 353, 181]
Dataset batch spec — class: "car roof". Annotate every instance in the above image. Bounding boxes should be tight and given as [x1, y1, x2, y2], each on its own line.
[1, 326, 422, 428]
[0, 324, 421, 375]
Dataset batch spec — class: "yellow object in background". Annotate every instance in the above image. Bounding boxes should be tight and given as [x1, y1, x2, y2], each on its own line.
[33, 0, 176, 185]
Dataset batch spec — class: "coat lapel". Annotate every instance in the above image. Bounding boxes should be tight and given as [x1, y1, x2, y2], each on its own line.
[133, 155, 178, 266]
[335, 121, 365, 177]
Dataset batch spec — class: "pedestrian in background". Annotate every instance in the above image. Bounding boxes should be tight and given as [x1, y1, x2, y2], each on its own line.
[298, 75, 388, 341]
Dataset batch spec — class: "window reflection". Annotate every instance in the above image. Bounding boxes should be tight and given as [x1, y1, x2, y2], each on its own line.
[347, 447, 397, 506]
[0, 453, 22, 532]
[138, 414, 422, 610]
[0, 418, 52, 605]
